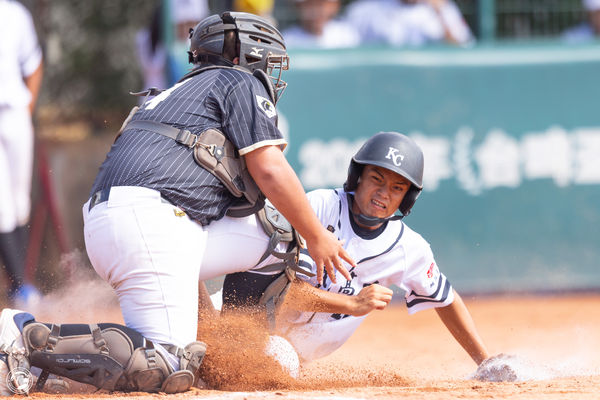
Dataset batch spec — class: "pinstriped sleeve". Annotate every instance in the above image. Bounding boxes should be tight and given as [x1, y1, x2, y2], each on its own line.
[223, 74, 286, 155]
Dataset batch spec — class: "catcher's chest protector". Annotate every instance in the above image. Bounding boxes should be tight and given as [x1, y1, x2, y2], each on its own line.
[120, 65, 278, 219]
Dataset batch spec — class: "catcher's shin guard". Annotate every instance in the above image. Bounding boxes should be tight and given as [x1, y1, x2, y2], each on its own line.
[22, 322, 206, 393]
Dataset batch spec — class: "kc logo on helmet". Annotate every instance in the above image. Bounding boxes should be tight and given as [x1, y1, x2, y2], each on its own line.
[385, 146, 404, 166]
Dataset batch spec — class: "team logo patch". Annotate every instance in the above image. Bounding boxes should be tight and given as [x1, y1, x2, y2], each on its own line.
[426, 262, 435, 278]
[256, 95, 277, 118]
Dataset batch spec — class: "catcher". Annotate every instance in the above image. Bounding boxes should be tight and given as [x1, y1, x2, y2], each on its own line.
[202, 131, 516, 382]
[1, 11, 354, 396]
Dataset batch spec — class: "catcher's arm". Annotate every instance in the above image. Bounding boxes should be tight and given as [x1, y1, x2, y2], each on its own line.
[435, 290, 490, 364]
[278, 279, 393, 317]
[245, 145, 355, 285]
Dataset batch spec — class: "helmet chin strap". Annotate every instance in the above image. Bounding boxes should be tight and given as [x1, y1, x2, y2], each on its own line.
[348, 194, 404, 228]
[352, 211, 404, 227]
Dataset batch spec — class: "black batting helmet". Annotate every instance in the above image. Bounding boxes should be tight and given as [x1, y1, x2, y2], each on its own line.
[188, 12, 289, 100]
[344, 132, 424, 217]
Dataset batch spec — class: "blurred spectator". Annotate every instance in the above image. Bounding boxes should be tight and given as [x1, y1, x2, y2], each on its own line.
[282, 0, 360, 48]
[0, 0, 43, 306]
[233, 0, 276, 25]
[344, 0, 473, 47]
[135, 0, 208, 90]
[563, 0, 600, 43]
[136, 7, 168, 91]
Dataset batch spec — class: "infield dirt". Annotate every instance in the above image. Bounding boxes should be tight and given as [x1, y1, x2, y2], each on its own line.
[20, 277, 600, 400]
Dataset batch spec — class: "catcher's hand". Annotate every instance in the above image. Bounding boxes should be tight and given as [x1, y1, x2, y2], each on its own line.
[471, 353, 518, 382]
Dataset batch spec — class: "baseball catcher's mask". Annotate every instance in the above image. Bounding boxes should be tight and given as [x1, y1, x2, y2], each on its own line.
[188, 11, 289, 102]
[344, 132, 424, 220]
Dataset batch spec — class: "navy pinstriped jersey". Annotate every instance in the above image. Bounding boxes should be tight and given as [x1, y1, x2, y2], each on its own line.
[90, 67, 286, 225]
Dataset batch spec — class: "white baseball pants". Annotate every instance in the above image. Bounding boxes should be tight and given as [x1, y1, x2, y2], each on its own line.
[0, 106, 33, 232]
[82, 187, 283, 350]
[82, 186, 207, 349]
[200, 214, 285, 281]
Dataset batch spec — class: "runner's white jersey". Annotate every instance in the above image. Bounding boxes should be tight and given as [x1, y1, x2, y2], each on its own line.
[281, 188, 454, 362]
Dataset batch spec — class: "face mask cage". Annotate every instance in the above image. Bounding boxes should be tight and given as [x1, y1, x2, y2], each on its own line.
[266, 54, 290, 102]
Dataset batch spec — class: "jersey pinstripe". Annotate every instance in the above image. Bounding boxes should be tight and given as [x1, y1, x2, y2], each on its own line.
[90, 67, 285, 225]
[283, 188, 454, 362]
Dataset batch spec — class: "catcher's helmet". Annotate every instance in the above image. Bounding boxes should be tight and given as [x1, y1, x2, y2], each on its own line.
[188, 12, 289, 100]
[344, 132, 424, 217]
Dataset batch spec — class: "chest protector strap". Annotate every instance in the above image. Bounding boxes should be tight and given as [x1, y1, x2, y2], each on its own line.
[252, 203, 313, 278]
[258, 267, 297, 332]
[119, 119, 304, 269]
[122, 119, 264, 217]
[118, 65, 278, 218]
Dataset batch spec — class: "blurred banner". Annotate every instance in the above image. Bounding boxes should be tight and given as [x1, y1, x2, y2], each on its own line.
[276, 44, 600, 293]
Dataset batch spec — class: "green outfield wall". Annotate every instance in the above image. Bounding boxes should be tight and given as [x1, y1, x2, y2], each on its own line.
[275, 43, 600, 293]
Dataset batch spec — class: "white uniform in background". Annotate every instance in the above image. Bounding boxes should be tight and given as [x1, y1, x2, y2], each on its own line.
[282, 19, 361, 49]
[135, 0, 209, 92]
[0, 0, 42, 233]
[562, 0, 600, 43]
[344, 0, 473, 46]
[279, 189, 454, 362]
[0, 0, 43, 305]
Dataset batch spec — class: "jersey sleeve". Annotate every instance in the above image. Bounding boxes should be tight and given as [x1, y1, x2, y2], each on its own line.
[307, 189, 341, 226]
[16, 3, 42, 77]
[222, 74, 286, 155]
[397, 233, 454, 314]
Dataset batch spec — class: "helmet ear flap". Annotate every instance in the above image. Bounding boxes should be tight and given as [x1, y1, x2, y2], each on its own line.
[343, 160, 364, 192]
[399, 186, 421, 216]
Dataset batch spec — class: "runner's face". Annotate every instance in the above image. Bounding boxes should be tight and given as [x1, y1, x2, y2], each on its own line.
[352, 165, 410, 226]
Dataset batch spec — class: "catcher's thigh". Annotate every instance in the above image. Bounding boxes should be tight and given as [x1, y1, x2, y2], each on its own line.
[82, 186, 207, 349]
[201, 214, 286, 281]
